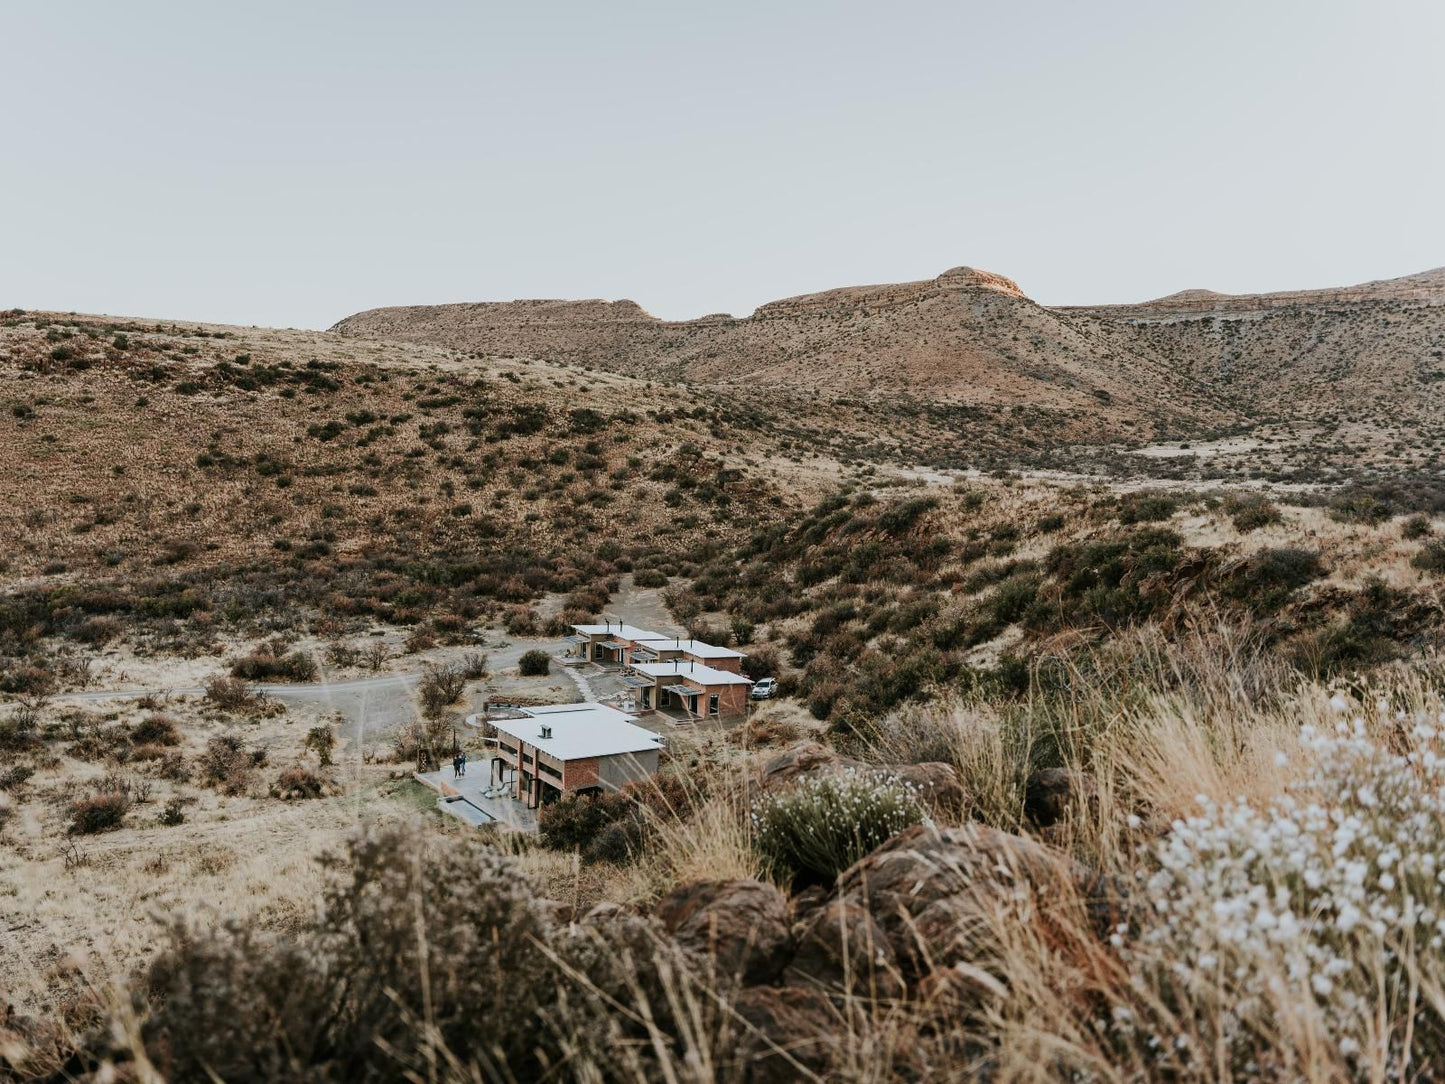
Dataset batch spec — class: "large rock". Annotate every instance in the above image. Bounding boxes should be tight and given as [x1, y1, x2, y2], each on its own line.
[757, 741, 965, 815]
[784, 898, 906, 1000]
[828, 823, 1114, 988]
[729, 985, 839, 1084]
[655, 879, 793, 985]
[1023, 766, 1095, 828]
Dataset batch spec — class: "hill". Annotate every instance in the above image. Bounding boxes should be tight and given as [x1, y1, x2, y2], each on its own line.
[333, 264, 1445, 481]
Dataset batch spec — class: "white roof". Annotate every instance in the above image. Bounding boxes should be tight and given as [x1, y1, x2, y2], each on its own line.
[632, 637, 747, 660]
[632, 661, 754, 686]
[491, 703, 664, 761]
[572, 623, 664, 642]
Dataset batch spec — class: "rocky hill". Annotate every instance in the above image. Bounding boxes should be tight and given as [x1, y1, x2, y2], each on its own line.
[333, 265, 1445, 454]
[332, 268, 1229, 446]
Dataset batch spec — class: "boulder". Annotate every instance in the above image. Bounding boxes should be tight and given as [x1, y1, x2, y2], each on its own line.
[655, 879, 793, 985]
[757, 741, 965, 815]
[729, 985, 839, 1083]
[784, 898, 906, 1000]
[1024, 766, 1095, 828]
[828, 823, 1107, 987]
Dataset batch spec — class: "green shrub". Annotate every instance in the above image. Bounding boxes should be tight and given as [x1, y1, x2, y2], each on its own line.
[1117, 491, 1178, 524]
[1402, 514, 1433, 541]
[518, 649, 551, 676]
[752, 769, 925, 886]
[1223, 492, 1282, 532]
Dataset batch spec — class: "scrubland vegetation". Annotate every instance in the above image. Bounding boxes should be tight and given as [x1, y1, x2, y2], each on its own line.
[5, 307, 1445, 1081]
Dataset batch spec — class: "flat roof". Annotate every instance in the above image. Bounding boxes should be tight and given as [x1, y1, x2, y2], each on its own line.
[572, 623, 665, 642]
[632, 661, 753, 686]
[491, 703, 664, 761]
[633, 638, 747, 659]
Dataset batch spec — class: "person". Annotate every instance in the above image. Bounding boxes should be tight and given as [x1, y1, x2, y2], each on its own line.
[459, 751, 467, 777]
[452, 754, 461, 779]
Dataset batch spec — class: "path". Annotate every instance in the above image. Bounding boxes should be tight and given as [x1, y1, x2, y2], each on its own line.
[562, 664, 597, 703]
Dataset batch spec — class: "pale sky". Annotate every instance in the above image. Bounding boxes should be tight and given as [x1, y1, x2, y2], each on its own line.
[4, 0, 1442, 328]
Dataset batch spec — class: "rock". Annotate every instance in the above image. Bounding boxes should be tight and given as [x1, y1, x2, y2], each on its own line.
[655, 879, 792, 985]
[730, 985, 839, 1083]
[785, 899, 906, 1000]
[828, 823, 1108, 987]
[757, 741, 966, 815]
[1024, 766, 1094, 828]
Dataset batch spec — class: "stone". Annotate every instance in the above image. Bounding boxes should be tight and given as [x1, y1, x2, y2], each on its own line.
[828, 823, 1104, 987]
[1024, 766, 1095, 828]
[729, 985, 839, 1083]
[655, 879, 793, 986]
[785, 898, 906, 1000]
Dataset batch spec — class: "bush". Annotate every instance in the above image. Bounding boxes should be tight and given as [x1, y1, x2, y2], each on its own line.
[131, 714, 180, 746]
[304, 725, 335, 766]
[1402, 514, 1433, 541]
[1228, 547, 1324, 612]
[632, 568, 668, 588]
[111, 825, 570, 1082]
[158, 797, 185, 825]
[201, 734, 265, 795]
[270, 765, 328, 800]
[538, 790, 634, 853]
[204, 675, 256, 711]
[1413, 539, 1445, 575]
[752, 769, 925, 886]
[231, 649, 317, 683]
[1130, 718, 1445, 1074]
[518, 649, 551, 677]
[69, 791, 129, 834]
[1223, 492, 1282, 532]
[418, 661, 468, 717]
[1117, 491, 1178, 524]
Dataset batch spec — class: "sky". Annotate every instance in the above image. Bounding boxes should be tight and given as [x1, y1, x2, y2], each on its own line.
[4, 0, 1443, 328]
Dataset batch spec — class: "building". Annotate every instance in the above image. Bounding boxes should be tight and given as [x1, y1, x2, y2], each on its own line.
[564, 621, 665, 666]
[488, 703, 662, 809]
[628, 637, 747, 673]
[622, 659, 753, 717]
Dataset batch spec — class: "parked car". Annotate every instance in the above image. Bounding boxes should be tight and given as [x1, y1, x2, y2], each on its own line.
[750, 677, 777, 700]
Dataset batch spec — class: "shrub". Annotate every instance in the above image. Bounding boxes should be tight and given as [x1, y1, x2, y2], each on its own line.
[752, 769, 925, 886]
[204, 675, 256, 711]
[741, 643, 779, 681]
[201, 734, 265, 795]
[158, 797, 185, 825]
[1117, 491, 1179, 525]
[1129, 716, 1445, 1075]
[270, 765, 328, 800]
[231, 649, 317, 683]
[538, 790, 634, 853]
[1413, 539, 1445, 575]
[69, 791, 129, 834]
[1228, 547, 1324, 612]
[633, 568, 668, 588]
[518, 649, 551, 677]
[113, 825, 570, 1081]
[1223, 492, 1282, 532]
[1402, 514, 1433, 541]
[418, 662, 468, 717]
[131, 713, 180, 746]
[304, 725, 336, 766]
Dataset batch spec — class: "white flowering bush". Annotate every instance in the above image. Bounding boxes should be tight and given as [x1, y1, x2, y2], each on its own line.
[752, 768, 925, 884]
[1123, 698, 1445, 1078]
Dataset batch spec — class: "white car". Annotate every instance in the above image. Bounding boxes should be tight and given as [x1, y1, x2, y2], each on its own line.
[750, 677, 777, 700]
